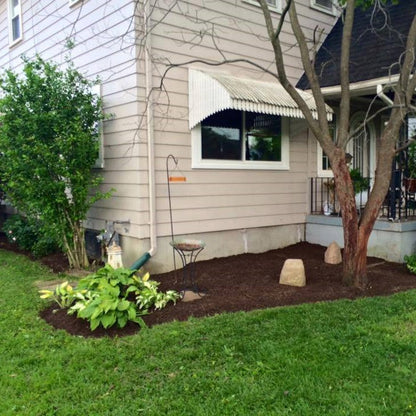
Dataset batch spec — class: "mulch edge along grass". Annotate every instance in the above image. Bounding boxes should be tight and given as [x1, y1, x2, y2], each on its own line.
[1, 249, 416, 415]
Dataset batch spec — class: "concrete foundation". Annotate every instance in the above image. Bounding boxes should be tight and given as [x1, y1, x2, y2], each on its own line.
[306, 215, 416, 263]
[120, 223, 305, 274]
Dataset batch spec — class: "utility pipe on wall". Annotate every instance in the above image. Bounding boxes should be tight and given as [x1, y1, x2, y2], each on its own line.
[130, 0, 156, 270]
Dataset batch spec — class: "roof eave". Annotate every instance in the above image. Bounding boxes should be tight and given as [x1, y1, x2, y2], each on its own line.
[313, 74, 400, 99]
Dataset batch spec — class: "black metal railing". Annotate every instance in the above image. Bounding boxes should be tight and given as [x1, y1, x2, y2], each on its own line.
[309, 171, 416, 220]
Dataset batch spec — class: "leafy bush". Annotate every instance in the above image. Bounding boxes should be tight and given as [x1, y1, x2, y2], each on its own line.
[0, 56, 112, 268]
[404, 254, 416, 274]
[3, 214, 59, 257]
[39, 265, 180, 331]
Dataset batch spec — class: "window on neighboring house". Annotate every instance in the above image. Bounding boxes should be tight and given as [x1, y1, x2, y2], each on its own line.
[243, 0, 281, 13]
[311, 0, 335, 14]
[266, 0, 279, 7]
[8, 0, 22, 45]
[407, 116, 416, 141]
[192, 109, 289, 170]
[317, 116, 337, 177]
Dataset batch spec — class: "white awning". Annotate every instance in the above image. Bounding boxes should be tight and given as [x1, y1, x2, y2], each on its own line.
[188, 69, 333, 129]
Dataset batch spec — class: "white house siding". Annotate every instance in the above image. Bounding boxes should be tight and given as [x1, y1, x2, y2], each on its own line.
[0, 0, 336, 272]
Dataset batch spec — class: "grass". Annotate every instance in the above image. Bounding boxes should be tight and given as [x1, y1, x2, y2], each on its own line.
[1, 249, 416, 415]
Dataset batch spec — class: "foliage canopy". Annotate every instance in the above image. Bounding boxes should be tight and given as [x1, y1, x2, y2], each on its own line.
[0, 56, 111, 268]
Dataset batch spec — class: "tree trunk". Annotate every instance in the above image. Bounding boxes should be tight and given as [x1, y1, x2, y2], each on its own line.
[353, 229, 371, 288]
[63, 222, 89, 269]
[330, 152, 361, 287]
[72, 223, 89, 269]
[335, 124, 398, 288]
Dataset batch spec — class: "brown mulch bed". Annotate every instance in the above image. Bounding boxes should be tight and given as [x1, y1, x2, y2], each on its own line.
[2, 234, 416, 338]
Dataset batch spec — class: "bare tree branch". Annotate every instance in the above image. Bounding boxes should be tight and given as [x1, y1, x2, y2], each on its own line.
[338, 1, 355, 149]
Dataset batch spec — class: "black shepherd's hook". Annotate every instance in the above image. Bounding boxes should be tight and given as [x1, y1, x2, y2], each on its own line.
[166, 154, 179, 271]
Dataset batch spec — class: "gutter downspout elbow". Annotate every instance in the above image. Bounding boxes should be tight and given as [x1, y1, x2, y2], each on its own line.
[377, 84, 394, 107]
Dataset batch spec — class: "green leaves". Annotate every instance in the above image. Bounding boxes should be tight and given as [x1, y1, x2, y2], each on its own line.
[39, 265, 180, 331]
[38, 281, 78, 309]
[3, 214, 59, 257]
[404, 254, 416, 275]
[0, 55, 111, 268]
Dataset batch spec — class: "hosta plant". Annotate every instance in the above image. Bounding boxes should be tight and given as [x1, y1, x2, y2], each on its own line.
[404, 254, 416, 274]
[69, 282, 143, 331]
[39, 281, 84, 309]
[39, 265, 180, 331]
[134, 272, 180, 311]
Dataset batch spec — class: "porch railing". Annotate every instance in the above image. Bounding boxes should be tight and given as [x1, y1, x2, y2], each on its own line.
[310, 170, 416, 220]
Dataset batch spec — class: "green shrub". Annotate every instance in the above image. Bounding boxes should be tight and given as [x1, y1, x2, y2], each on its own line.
[3, 214, 59, 257]
[404, 254, 416, 274]
[0, 55, 112, 269]
[39, 265, 180, 331]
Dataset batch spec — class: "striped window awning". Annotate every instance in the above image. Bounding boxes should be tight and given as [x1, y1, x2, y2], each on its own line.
[188, 69, 333, 129]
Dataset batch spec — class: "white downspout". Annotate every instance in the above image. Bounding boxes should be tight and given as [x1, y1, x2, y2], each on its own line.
[145, 0, 157, 257]
[376, 84, 394, 106]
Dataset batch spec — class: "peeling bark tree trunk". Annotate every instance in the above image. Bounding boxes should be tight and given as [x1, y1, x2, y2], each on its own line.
[330, 151, 361, 287]
[334, 116, 402, 288]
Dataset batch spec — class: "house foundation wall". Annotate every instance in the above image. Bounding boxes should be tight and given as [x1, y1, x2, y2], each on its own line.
[306, 215, 416, 263]
[120, 223, 305, 274]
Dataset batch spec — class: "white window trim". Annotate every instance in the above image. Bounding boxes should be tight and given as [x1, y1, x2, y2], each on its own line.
[310, 0, 337, 16]
[317, 109, 338, 177]
[8, 0, 23, 47]
[317, 142, 334, 178]
[243, 0, 281, 14]
[348, 111, 376, 181]
[191, 117, 290, 170]
[69, 0, 82, 7]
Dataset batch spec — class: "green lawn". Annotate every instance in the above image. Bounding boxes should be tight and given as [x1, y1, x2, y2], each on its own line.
[1, 249, 416, 415]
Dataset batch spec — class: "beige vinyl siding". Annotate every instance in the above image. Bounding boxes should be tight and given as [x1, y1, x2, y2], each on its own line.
[147, 0, 335, 239]
[0, 0, 146, 236]
[0, 0, 336, 244]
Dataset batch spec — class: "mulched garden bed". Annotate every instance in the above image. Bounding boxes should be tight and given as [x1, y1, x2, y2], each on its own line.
[2, 234, 415, 338]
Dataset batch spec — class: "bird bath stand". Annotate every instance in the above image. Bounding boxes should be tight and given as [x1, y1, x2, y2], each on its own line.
[166, 155, 206, 301]
[170, 239, 205, 299]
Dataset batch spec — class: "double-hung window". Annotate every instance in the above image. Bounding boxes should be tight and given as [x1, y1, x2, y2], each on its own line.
[8, 0, 22, 45]
[243, 0, 281, 13]
[266, 0, 279, 8]
[311, 0, 335, 14]
[192, 109, 289, 170]
[317, 116, 337, 177]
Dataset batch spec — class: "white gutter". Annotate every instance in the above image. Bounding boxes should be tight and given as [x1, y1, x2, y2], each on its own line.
[145, 0, 157, 257]
[318, 74, 400, 98]
[376, 84, 394, 106]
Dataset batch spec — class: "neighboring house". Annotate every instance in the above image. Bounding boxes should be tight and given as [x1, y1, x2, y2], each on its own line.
[0, 1, 412, 271]
[297, 1, 416, 261]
